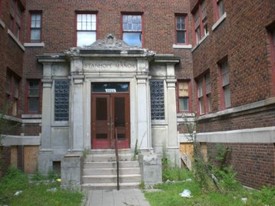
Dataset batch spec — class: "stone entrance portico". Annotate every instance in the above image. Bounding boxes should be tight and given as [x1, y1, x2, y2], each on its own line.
[37, 34, 180, 187]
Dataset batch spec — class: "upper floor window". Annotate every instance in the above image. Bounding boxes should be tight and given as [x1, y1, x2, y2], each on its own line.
[76, 13, 96, 47]
[177, 81, 190, 112]
[213, 0, 225, 22]
[27, 79, 40, 113]
[6, 69, 20, 116]
[267, 24, 275, 95]
[196, 72, 211, 115]
[219, 59, 231, 109]
[176, 15, 187, 44]
[30, 12, 42, 42]
[122, 14, 142, 47]
[193, 0, 208, 45]
[9, 0, 24, 40]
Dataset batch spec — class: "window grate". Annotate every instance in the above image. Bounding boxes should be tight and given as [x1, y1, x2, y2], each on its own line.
[54, 80, 69, 121]
[150, 80, 165, 120]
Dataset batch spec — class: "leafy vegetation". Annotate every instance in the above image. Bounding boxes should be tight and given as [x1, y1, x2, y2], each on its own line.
[0, 167, 83, 206]
[146, 121, 275, 206]
[145, 167, 275, 206]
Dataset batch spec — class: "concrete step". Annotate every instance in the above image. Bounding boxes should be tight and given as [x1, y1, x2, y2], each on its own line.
[83, 167, 141, 176]
[82, 174, 142, 184]
[82, 182, 140, 190]
[88, 149, 132, 155]
[84, 153, 133, 162]
[83, 161, 140, 169]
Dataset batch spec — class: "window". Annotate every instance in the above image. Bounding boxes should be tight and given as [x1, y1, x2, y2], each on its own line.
[122, 14, 142, 47]
[177, 81, 190, 112]
[9, 0, 23, 40]
[30, 12, 42, 42]
[205, 73, 211, 112]
[214, 0, 225, 20]
[54, 79, 69, 121]
[6, 69, 20, 116]
[150, 80, 165, 120]
[76, 13, 96, 47]
[267, 25, 275, 95]
[193, 0, 208, 45]
[197, 79, 204, 114]
[27, 80, 40, 113]
[219, 60, 231, 109]
[176, 15, 187, 44]
[197, 72, 211, 115]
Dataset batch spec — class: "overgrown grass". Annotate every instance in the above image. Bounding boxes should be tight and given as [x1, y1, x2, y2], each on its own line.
[145, 167, 275, 206]
[0, 167, 83, 206]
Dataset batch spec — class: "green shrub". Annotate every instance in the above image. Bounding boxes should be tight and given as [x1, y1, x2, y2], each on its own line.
[163, 167, 191, 182]
[251, 186, 275, 205]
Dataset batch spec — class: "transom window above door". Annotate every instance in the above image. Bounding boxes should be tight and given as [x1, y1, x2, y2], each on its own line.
[91, 82, 129, 93]
[76, 13, 96, 47]
[122, 14, 142, 47]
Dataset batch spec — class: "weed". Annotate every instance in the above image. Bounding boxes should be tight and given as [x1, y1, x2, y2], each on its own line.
[0, 167, 83, 206]
[31, 170, 47, 181]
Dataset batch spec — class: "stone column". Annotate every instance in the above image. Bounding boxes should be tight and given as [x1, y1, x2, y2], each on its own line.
[70, 58, 84, 151]
[136, 75, 152, 150]
[38, 63, 53, 174]
[166, 63, 179, 165]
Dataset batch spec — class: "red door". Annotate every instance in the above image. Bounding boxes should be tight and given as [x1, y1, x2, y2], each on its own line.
[91, 93, 130, 149]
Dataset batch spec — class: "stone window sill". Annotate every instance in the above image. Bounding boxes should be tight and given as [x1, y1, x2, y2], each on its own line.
[173, 44, 192, 49]
[8, 29, 25, 51]
[191, 32, 209, 52]
[24, 42, 45, 47]
[0, 18, 5, 29]
[212, 12, 227, 31]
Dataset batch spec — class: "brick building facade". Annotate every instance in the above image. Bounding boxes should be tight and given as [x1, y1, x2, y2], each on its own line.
[190, 0, 275, 188]
[0, 0, 274, 188]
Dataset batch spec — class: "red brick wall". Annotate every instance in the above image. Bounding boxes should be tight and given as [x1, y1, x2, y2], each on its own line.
[207, 143, 275, 188]
[0, 0, 24, 116]
[198, 106, 275, 132]
[192, 0, 275, 112]
[0, 146, 11, 177]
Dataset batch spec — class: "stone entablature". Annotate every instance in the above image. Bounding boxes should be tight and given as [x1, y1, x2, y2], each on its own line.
[37, 34, 180, 175]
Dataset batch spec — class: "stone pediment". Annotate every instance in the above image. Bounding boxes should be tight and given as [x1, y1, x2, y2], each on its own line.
[84, 33, 133, 50]
[65, 34, 155, 56]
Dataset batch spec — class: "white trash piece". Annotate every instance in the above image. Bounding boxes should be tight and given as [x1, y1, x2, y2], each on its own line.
[14, 190, 23, 196]
[179, 189, 192, 198]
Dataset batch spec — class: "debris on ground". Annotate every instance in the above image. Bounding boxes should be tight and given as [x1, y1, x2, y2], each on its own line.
[46, 187, 57, 192]
[179, 189, 192, 198]
[241, 197, 247, 204]
[14, 190, 23, 196]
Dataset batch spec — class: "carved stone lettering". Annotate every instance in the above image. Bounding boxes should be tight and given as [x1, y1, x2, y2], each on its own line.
[83, 60, 136, 72]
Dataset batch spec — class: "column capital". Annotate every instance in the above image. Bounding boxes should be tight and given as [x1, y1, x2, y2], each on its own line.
[71, 75, 85, 84]
[42, 79, 53, 88]
[166, 79, 177, 88]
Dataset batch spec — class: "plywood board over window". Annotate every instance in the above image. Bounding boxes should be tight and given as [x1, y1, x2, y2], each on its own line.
[178, 81, 190, 112]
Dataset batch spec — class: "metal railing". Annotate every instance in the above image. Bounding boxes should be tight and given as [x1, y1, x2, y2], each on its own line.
[114, 128, 120, 190]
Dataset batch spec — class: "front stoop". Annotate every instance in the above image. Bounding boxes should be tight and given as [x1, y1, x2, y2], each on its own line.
[81, 149, 141, 190]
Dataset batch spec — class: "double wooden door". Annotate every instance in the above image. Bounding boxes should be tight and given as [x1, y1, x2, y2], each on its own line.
[91, 93, 130, 149]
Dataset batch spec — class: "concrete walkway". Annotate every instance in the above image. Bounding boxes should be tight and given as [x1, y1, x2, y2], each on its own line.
[85, 189, 151, 206]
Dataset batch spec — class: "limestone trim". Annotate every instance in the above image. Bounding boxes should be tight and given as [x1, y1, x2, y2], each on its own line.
[198, 97, 275, 121]
[7, 29, 25, 51]
[212, 12, 227, 31]
[2, 135, 41, 146]
[24, 42, 45, 47]
[172, 44, 192, 49]
[191, 32, 209, 52]
[0, 18, 5, 29]
[196, 126, 275, 143]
